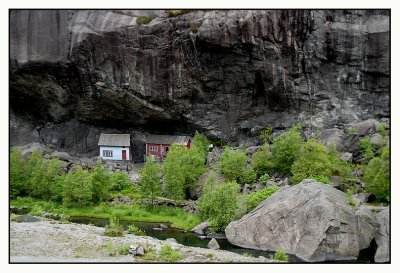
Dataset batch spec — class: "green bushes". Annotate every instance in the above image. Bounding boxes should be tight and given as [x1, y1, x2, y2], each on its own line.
[220, 147, 256, 184]
[273, 248, 289, 261]
[252, 144, 272, 176]
[270, 125, 303, 174]
[291, 139, 332, 184]
[104, 217, 124, 237]
[363, 146, 389, 201]
[10, 147, 28, 196]
[198, 176, 239, 232]
[127, 224, 145, 236]
[136, 16, 152, 25]
[111, 171, 132, 191]
[138, 159, 162, 204]
[163, 132, 208, 200]
[246, 186, 279, 212]
[62, 168, 93, 206]
[9, 147, 135, 207]
[360, 138, 375, 162]
[159, 244, 182, 262]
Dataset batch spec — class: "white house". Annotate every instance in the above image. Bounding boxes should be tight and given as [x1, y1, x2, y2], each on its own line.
[98, 134, 131, 161]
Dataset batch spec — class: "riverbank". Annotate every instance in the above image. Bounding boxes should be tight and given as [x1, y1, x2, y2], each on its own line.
[10, 219, 274, 263]
[11, 197, 201, 230]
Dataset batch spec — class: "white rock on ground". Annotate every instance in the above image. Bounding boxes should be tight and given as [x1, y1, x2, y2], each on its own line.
[10, 219, 274, 263]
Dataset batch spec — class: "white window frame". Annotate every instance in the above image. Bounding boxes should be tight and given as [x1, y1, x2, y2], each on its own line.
[103, 150, 113, 157]
[149, 146, 158, 152]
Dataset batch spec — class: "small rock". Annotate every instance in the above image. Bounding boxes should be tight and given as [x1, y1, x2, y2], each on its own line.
[199, 236, 207, 240]
[207, 238, 220, 250]
[152, 227, 162, 231]
[340, 152, 353, 162]
[190, 221, 209, 235]
[166, 238, 178, 244]
[369, 133, 383, 148]
[254, 183, 265, 191]
[375, 208, 389, 263]
[159, 224, 167, 229]
[330, 176, 342, 189]
[136, 246, 145, 256]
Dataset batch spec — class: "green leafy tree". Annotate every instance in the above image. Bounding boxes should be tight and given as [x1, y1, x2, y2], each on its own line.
[90, 161, 112, 203]
[111, 171, 132, 191]
[30, 158, 63, 199]
[163, 145, 187, 200]
[198, 179, 239, 232]
[10, 147, 28, 196]
[138, 158, 162, 205]
[62, 167, 93, 206]
[270, 125, 303, 174]
[252, 144, 272, 176]
[163, 134, 208, 200]
[246, 186, 279, 212]
[291, 138, 332, 184]
[220, 147, 255, 184]
[363, 146, 389, 201]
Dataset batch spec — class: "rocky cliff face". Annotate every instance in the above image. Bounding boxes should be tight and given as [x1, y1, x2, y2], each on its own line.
[10, 10, 390, 157]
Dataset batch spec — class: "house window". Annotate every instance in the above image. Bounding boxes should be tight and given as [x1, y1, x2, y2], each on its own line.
[103, 150, 113, 157]
[149, 146, 158, 152]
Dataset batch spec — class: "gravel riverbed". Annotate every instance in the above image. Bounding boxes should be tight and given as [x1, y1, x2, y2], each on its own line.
[10, 219, 274, 263]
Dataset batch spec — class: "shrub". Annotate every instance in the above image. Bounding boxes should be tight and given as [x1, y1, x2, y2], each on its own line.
[167, 10, 191, 17]
[246, 186, 279, 212]
[241, 167, 257, 184]
[89, 161, 112, 203]
[116, 244, 130, 255]
[252, 144, 272, 175]
[273, 248, 289, 261]
[291, 139, 332, 184]
[139, 158, 162, 204]
[62, 167, 93, 207]
[136, 16, 152, 25]
[104, 217, 124, 237]
[10, 147, 28, 196]
[327, 145, 354, 190]
[127, 224, 145, 236]
[198, 181, 239, 232]
[270, 125, 303, 174]
[360, 138, 375, 162]
[363, 146, 389, 202]
[159, 244, 182, 262]
[111, 171, 132, 191]
[260, 127, 273, 143]
[220, 147, 255, 184]
[258, 173, 270, 184]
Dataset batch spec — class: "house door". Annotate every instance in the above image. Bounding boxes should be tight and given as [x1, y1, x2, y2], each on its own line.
[122, 150, 127, 160]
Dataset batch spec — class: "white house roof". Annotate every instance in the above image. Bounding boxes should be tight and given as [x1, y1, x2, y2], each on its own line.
[98, 134, 130, 147]
[146, 135, 191, 145]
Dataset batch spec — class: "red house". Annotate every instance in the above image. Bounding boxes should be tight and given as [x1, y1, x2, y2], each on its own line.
[145, 135, 192, 160]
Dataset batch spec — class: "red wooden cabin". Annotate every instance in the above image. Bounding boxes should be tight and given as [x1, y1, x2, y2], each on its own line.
[145, 135, 191, 160]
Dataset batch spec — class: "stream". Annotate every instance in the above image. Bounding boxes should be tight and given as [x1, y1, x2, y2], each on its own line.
[69, 216, 299, 262]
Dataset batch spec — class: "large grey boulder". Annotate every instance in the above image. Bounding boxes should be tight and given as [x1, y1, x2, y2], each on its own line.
[225, 180, 380, 262]
[374, 208, 389, 263]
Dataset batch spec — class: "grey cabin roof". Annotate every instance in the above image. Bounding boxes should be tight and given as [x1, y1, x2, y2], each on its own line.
[98, 134, 130, 147]
[146, 135, 191, 145]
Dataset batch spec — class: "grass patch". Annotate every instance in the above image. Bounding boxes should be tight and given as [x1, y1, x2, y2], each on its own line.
[104, 217, 124, 237]
[127, 224, 145, 236]
[136, 16, 152, 25]
[168, 10, 191, 17]
[159, 244, 182, 262]
[273, 248, 289, 262]
[11, 196, 201, 230]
